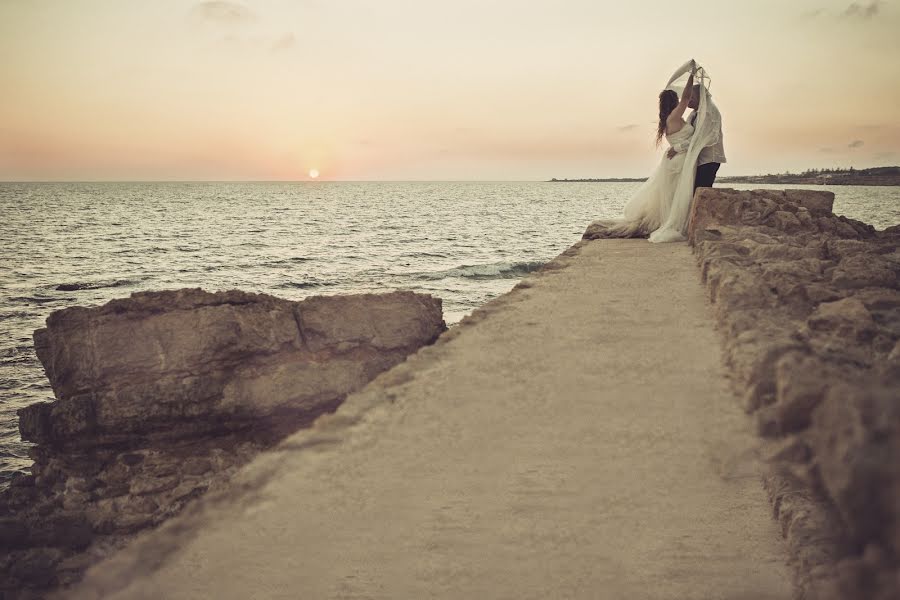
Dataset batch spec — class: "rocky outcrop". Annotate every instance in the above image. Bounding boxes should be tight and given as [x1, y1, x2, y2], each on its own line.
[582, 220, 623, 240]
[0, 289, 445, 598]
[687, 188, 900, 599]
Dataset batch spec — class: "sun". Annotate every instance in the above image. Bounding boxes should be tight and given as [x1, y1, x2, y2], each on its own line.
[308, 169, 320, 179]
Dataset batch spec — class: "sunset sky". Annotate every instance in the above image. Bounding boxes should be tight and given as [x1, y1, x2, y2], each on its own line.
[1, 0, 899, 181]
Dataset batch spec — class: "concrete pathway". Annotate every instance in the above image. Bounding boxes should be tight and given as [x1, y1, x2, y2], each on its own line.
[74, 239, 792, 600]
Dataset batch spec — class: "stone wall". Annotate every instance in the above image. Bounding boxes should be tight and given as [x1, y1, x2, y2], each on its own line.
[0, 288, 445, 598]
[688, 188, 900, 599]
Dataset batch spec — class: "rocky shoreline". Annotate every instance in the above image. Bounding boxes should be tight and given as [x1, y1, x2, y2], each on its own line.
[2, 188, 898, 599]
[588, 188, 900, 598]
[687, 189, 900, 600]
[0, 289, 445, 599]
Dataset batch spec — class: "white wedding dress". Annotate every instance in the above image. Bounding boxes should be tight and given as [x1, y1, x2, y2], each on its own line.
[598, 60, 722, 243]
[599, 123, 694, 239]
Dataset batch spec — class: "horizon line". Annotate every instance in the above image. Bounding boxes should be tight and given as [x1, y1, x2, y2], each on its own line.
[2, 165, 897, 185]
[0, 179, 554, 184]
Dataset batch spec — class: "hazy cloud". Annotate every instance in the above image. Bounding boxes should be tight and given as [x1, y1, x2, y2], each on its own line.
[221, 33, 242, 46]
[190, 1, 256, 26]
[799, 2, 882, 20]
[848, 140, 865, 148]
[842, 1, 882, 18]
[272, 33, 296, 51]
[617, 124, 639, 132]
[799, 8, 825, 19]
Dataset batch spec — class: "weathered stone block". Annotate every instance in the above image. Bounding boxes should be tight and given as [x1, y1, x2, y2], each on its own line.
[20, 289, 445, 447]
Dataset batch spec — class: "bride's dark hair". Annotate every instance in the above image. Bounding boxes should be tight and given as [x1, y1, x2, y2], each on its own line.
[656, 89, 679, 146]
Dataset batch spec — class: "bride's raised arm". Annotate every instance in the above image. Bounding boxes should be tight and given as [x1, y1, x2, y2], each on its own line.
[667, 66, 696, 125]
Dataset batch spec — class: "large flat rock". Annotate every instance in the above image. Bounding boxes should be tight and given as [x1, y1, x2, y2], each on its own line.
[21, 289, 445, 447]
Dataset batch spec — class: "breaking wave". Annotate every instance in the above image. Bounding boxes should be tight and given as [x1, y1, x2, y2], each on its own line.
[418, 260, 546, 281]
[275, 279, 337, 289]
[54, 279, 138, 292]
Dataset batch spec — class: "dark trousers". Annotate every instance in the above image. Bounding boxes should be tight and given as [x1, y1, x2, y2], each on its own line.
[694, 162, 720, 192]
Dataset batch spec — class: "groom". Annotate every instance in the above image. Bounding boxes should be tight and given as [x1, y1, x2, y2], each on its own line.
[667, 84, 726, 191]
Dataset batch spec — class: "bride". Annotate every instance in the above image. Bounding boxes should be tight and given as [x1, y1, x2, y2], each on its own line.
[597, 60, 720, 243]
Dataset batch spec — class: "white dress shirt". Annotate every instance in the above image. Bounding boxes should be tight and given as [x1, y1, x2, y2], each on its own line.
[690, 102, 727, 166]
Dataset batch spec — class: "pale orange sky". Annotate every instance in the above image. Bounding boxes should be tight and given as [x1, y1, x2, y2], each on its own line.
[1, 0, 899, 181]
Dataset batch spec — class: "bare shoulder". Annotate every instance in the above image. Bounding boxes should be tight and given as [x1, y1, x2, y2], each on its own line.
[665, 116, 685, 135]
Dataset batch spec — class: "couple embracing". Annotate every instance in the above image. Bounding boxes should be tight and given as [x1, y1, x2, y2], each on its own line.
[601, 59, 726, 243]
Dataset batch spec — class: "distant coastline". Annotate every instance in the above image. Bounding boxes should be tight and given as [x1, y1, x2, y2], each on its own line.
[550, 166, 900, 186]
[718, 166, 900, 186]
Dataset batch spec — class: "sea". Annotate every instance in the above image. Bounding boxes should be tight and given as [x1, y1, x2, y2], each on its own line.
[1, 181, 898, 484]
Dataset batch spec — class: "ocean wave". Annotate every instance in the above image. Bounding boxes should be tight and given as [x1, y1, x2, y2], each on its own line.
[9, 296, 74, 304]
[0, 310, 40, 319]
[275, 279, 337, 289]
[1, 345, 35, 364]
[263, 257, 315, 267]
[54, 279, 138, 292]
[400, 252, 450, 259]
[418, 260, 546, 281]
